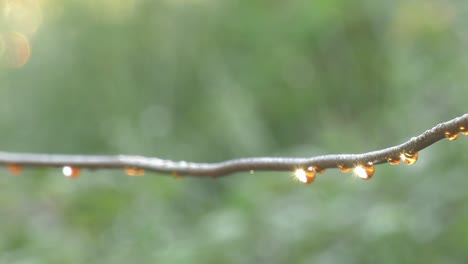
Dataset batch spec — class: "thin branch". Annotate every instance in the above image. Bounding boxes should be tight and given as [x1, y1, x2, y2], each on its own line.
[0, 114, 467, 178]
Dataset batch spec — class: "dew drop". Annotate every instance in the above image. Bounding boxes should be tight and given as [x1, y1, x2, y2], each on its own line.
[459, 126, 468, 135]
[444, 131, 459, 141]
[313, 165, 326, 174]
[402, 151, 418, 165]
[124, 167, 145, 176]
[249, 170, 255, 174]
[353, 166, 368, 180]
[63, 166, 80, 179]
[353, 163, 374, 180]
[7, 164, 22, 175]
[386, 156, 401, 165]
[364, 162, 375, 178]
[294, 168, 315, 184]
[172, 171, 183, 180]
[337, 164, 352, 173]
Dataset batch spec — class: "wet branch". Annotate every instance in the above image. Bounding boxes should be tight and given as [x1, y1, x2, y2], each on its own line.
[0, 114, 467, 178]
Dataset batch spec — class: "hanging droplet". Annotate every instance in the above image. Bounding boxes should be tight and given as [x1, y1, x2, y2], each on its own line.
[401, 151, 418, 165]
[63, 166, 80, 179]
[7, 164, 22, 175]
[353, 165, 368, 180]
[124, 167, 145, 176]
[294, 168, 315, 184]
[313, 165, 326, 174]
[337, 164, 352, 173]
[172, 171, 183, 180]
[249, 170, 255, 174]
[353, 163, 374, 180]
[364, 162, 375, 178]
[444, 131, 459, 141]
[386, 156, 401, 165]
[459, 126, 468, 135]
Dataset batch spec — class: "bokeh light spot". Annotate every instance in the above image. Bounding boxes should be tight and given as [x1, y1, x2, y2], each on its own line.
[0, 31, 31, 68]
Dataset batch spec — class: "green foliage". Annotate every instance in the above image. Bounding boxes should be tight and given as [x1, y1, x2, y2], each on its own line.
[0, 0, 467, 262]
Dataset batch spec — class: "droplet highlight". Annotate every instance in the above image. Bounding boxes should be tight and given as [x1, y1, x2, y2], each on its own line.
[386, 156, 401, 165]
[124, 167, 145, 176]
[444, 131, 459, 141]
[353, 163, 374, 180]
[459, 126, 468, 135]
[401, 151, 418, 165]
[294, 168, 315, 184]
[7, 164, 22, 175]
[63, 166, 80, 179]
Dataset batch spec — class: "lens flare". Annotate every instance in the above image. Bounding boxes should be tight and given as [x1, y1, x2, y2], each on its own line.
[401, 151, 418, 165]
[0, 32, 31, 68]
[353, 163, 374, 180]
[353, 166, 368, 179]
[294, 168, 315, 184]
[63, 166, 80, 179]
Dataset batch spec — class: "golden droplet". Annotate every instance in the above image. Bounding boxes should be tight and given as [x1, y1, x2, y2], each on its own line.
[386, 156, 401, 165]
[364, 162, 375, 178]
[402, 151, 418, 165]
[353, 166, 368, 180]
[62, 166, 80, 179]
[313, 165, 326, 174]
[294, 168, 315, 184]
[7, 164, 22, 175]
[337, 164, 352, 173]
[353, 163, 375, 180]
[172, 171, 183, 180]
[444, 131, 459, 141]
[124, 167, 145, 176]
[459, 126, 468, 135]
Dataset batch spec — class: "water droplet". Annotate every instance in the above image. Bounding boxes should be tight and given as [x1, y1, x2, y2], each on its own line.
[337, 164, 352, 173]
[294, 168, 315, 184]
[313, 166, 326, 174]
[444, 131, 459, 141]
[364, 162, 375, 178]
[353, 163, 374, 180]
[386, 156, 401, 165]
[459, 126, 468, 135]
[7, 164, 22, 175]
[124, 167, 145, 176]
[63, 166, 80, 179]
[172, 171, 183, 180]
[353, 166, 367, 179]
[249, 170, 254, 174]
[402, 151, 418, 165]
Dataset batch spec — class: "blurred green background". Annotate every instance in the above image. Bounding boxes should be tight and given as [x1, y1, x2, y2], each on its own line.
[1, 0, 468, 263]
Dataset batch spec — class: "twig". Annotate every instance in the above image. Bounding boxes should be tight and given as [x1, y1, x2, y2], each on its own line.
[0, 114, 467, 179]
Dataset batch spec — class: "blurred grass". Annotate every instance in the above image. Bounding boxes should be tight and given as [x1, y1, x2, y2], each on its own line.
[0, 0, 467, 263]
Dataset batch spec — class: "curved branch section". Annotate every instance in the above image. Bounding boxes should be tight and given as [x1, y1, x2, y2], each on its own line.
[0, 114, 467, 179]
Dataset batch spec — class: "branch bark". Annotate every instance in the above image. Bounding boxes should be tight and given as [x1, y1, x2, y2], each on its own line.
[1, 114, 467, 178]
